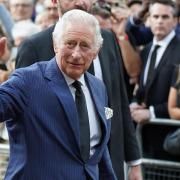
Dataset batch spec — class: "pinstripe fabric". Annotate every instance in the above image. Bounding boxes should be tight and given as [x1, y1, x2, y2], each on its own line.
[0, 58, 116, 180]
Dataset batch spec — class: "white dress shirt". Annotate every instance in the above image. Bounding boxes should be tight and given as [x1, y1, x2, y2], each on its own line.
[93, 55, 103, 81]
[62, 72, 102, 156]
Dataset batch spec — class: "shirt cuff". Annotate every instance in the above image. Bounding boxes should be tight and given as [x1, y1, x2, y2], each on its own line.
[126, 159, 142, 166]
[149, 106, 156, 120]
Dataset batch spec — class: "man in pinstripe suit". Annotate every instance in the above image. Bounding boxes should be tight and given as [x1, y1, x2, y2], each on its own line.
[0, 10, 116, 180]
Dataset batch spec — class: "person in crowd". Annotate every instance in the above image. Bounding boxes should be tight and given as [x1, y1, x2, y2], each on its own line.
[0, 4, 14, 43]
[130, 0, 180, 123]
[168, 66, 180, 119]
[0, 36, 8, 143]
[35, 11, 56, 31]
[127, 0, 142, 15]
[92, 1, 142, 101]
[9, 0, 34, 22]
[15, 0, 142, 179]
[91, 2, 112, 29]
[126, 0, 180, 47]
[12, 20, 40, 47]
[0, 24, 15, 143]
[0, 10, 117, 179]
[162, 66, 180, 155]
[106, 0, 142, 101]
[44, 0, 59, 23]
[35, 0, 45, 15]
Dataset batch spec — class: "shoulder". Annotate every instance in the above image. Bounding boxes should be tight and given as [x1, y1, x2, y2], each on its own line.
[13, 61, 49, 79]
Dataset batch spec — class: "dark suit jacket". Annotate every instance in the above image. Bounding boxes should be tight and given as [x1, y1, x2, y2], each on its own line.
[136, 35, 180, 118]
[16, 26, 140, 179]
[1, 59, 116, 180]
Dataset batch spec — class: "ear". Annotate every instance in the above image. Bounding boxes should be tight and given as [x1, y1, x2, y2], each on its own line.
[92, 47, 101, 60]
[0, 37, 7, 58]
[53, 41, 59, 54]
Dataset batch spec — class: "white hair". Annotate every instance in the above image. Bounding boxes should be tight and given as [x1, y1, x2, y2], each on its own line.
[52, 9, 103, 51]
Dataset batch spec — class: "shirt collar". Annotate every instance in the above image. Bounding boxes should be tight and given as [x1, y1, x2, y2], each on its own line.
[153, 30, 175, 48]
[61, 70, 86, 87]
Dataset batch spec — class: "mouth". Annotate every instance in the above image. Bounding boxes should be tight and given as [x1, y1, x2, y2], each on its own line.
[69, 62, 83, 68]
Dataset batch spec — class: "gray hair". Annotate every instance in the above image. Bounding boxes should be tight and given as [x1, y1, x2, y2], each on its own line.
[52, 9, 103, 51]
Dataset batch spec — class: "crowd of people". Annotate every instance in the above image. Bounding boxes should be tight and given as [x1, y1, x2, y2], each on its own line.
[0, 0, 180, 179]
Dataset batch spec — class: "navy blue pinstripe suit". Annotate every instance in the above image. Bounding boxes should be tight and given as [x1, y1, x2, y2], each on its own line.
[0, 59, 116, 180]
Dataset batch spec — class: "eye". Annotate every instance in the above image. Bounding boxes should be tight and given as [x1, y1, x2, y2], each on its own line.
[66, 41, 76, 48]
[153, 15, 159, 19]
[80, 42, 91, 50]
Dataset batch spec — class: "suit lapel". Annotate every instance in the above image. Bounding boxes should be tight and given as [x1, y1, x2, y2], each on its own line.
[44, 58, 80, 147]
[85, 74, 108, 160]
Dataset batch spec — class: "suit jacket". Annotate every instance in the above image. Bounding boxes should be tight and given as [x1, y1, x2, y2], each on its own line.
[0, 59, 116, 180]
[136, 35, 180, 118]
[16, 26, 140, 179]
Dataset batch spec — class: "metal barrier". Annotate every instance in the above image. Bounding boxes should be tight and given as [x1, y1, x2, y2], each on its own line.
[0, 144, 9, 180]
[136, 119, 180, 180]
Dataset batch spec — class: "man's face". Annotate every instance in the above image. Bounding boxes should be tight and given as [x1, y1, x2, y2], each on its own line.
[9, 0, 33, 21]
[55, 23, 98, 79]
[58, 0, 95, 14]
[149, 3, 176, 41]
[45, 1, 59, 22]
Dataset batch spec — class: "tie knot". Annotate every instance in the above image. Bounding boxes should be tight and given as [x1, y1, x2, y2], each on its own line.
[154, 44, 160, 51]
[72, 80, 82, 91]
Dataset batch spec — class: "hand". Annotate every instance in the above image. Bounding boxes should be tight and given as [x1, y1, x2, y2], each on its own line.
[0, 37, 7, 58]
[131, 108, 150, 124]
[110, 6, 129, 35]
[134, 0, 150, 22]
[0, 70, 11, 83]
[128, 165, 143, 180]
[129, 102, 145, 113]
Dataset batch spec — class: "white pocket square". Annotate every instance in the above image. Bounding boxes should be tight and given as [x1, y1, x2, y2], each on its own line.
[105, 107, 113, 119]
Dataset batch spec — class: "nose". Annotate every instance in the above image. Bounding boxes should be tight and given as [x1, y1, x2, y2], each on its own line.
[72, 46, 81, 59]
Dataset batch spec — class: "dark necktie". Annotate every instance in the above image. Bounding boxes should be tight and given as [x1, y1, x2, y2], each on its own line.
[72, 80, 90, 162]
[147, 45, 160, 83]
[87, 62, 94, 75]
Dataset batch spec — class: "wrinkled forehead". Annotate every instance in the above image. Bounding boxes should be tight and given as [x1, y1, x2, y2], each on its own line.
[63, 21, 95, 35]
